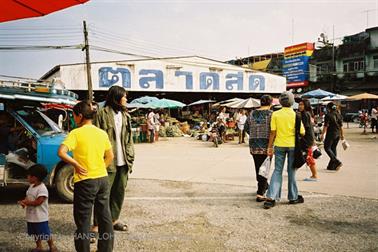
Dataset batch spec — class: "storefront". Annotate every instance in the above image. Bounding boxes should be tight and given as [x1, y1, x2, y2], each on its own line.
[40, 56, 286, 102]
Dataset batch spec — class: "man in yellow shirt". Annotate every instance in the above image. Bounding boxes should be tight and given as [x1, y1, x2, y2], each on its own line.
[58, 101, 114, 252]
[264, 91, 305, 209]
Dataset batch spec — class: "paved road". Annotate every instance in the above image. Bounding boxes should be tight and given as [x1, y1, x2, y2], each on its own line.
[132, 123, 378, 199]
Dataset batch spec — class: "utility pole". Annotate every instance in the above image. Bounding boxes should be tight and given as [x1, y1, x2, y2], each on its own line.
[83, 20, 93, 103]
[362, 9, 377, 27]
[332, 25, 336, 93]
[291, 18, 294, 44]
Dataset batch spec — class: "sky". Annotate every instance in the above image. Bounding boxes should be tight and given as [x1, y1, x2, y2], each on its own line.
[0, 0, 378, 79]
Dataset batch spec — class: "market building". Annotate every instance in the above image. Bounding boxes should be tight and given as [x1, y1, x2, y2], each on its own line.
[39, 56, 287, 103]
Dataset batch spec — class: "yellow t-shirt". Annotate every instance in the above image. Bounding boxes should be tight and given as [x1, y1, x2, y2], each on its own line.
[62, 125, 112, 183]
[270, 107, 305, 147]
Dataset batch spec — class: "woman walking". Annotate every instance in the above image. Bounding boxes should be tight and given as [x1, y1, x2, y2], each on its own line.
[321, 102, 344, 171]
[245, 95, 273, 202]
[93, 86, 135, 232]
[58, 101, 114, 252]
[298, 99, 318, 181]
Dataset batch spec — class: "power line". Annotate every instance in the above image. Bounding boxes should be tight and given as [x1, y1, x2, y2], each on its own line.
[0, 74, 39, 81]
[91, 45, 155, 59]
[0, 45, 82, 50]
[90, 27, 195, 54]
[90, 37, 168, 57]
[89, 24, 221, 59]
[0, 26, 82, 31]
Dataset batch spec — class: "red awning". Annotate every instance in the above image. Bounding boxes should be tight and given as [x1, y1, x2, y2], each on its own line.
[1, 0, 89, 23]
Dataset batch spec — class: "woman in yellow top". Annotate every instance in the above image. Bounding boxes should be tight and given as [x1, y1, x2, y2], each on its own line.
[58, 101, 114, 252]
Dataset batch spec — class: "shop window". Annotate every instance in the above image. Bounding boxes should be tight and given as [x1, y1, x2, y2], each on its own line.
[354, 61, 359, 71]
[359, 61, 364, 71]
[374, 56, 378, 69]
[343, 62, 348, 72]
[322, 64, 329, 73]
[316, 65, 322, 74]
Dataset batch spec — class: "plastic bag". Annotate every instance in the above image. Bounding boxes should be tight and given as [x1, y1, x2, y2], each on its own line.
[342, 139, 350, 150]
[311, 145, 322, 159]
[259, 157, 271, 178]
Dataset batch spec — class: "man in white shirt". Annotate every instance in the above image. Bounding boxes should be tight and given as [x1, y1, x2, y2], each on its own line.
[147, 110, 155, 143]
[371, 105, 378, 133]
[237, 110, 247, 144]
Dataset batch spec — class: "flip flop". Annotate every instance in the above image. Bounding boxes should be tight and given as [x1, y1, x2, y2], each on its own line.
[113, 222, 128, 232]
[304, 177, 318, 182]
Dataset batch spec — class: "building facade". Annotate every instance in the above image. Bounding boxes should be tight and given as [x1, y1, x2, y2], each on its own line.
[40, 56, 286, 102]
[230, 27, 378, 95]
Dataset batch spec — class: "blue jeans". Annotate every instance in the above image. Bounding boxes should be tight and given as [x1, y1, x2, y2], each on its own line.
[267, 147, 298, 201]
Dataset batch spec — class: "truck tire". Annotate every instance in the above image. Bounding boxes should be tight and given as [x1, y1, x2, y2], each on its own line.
[55, 165, 74, 203]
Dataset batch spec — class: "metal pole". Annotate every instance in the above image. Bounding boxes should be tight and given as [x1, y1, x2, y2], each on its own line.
[83, 20, 93, 103]
[332, 25, 336, 92]
[291, 18, 294, 43]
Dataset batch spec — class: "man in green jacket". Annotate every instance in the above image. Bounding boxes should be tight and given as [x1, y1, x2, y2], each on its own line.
[93, 86, 135, 232]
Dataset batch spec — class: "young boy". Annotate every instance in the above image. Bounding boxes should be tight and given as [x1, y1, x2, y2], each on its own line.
[18, 164, 57, 252]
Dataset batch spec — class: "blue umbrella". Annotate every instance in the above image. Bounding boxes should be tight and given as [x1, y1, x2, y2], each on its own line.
[127, 103, 149, 109]
[130, 96, 159, 104]
[147, 98, 186, 109]
[301, 89, 336, 99]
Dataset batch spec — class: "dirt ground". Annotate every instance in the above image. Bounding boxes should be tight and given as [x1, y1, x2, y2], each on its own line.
[0, 123, 377, 251]
[0, 179, 377, 252]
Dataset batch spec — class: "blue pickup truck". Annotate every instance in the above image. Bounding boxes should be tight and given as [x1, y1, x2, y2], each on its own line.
[0, 80, 78, 202]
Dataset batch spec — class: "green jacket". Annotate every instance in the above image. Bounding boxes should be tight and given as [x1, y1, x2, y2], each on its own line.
[94, 106, 135, 173]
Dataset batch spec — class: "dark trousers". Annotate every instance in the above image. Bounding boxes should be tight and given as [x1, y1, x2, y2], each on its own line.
[372, 118, 377, 132]
[324, 136, 340, 169]
[94, 165, 129, 225]
[252, 154, 269, 196]
[74, 177, 114, 252]
[238, 129, 246, 143]
[149, 129, 154, 143]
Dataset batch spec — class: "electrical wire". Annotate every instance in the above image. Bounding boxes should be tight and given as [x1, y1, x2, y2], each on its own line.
[0, 45, 83, 50]
[0, 74, 39, 80]
[90, 45, 155, 59]
[90, 37, 168, 57]
[89, 24, 221, 59]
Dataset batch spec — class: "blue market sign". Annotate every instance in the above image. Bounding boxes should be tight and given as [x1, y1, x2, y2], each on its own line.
[98, 67, 267, 92]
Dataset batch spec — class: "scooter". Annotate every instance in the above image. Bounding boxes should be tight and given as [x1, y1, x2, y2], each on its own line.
[209, 124, 222, 147]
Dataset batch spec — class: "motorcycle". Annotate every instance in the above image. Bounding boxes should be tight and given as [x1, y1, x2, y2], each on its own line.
[359, 110, 369, 128]
[209, 123, 223, 147]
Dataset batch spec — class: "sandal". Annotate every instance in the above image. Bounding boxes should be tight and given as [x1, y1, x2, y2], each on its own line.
[256, 195, 267, 202]
[89, 231, 97, 244]
[304, 177, 318, 182]
[49, 245, 59, 252]
[263, 199, 275, 209]
[113, 222, 128, 232]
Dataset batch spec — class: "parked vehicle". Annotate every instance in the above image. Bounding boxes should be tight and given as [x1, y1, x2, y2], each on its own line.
[0, 80, 77, 202]
[208, 122, 223, 147]
[343, 112, 360, 123]
[358, 110, 369, 128]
